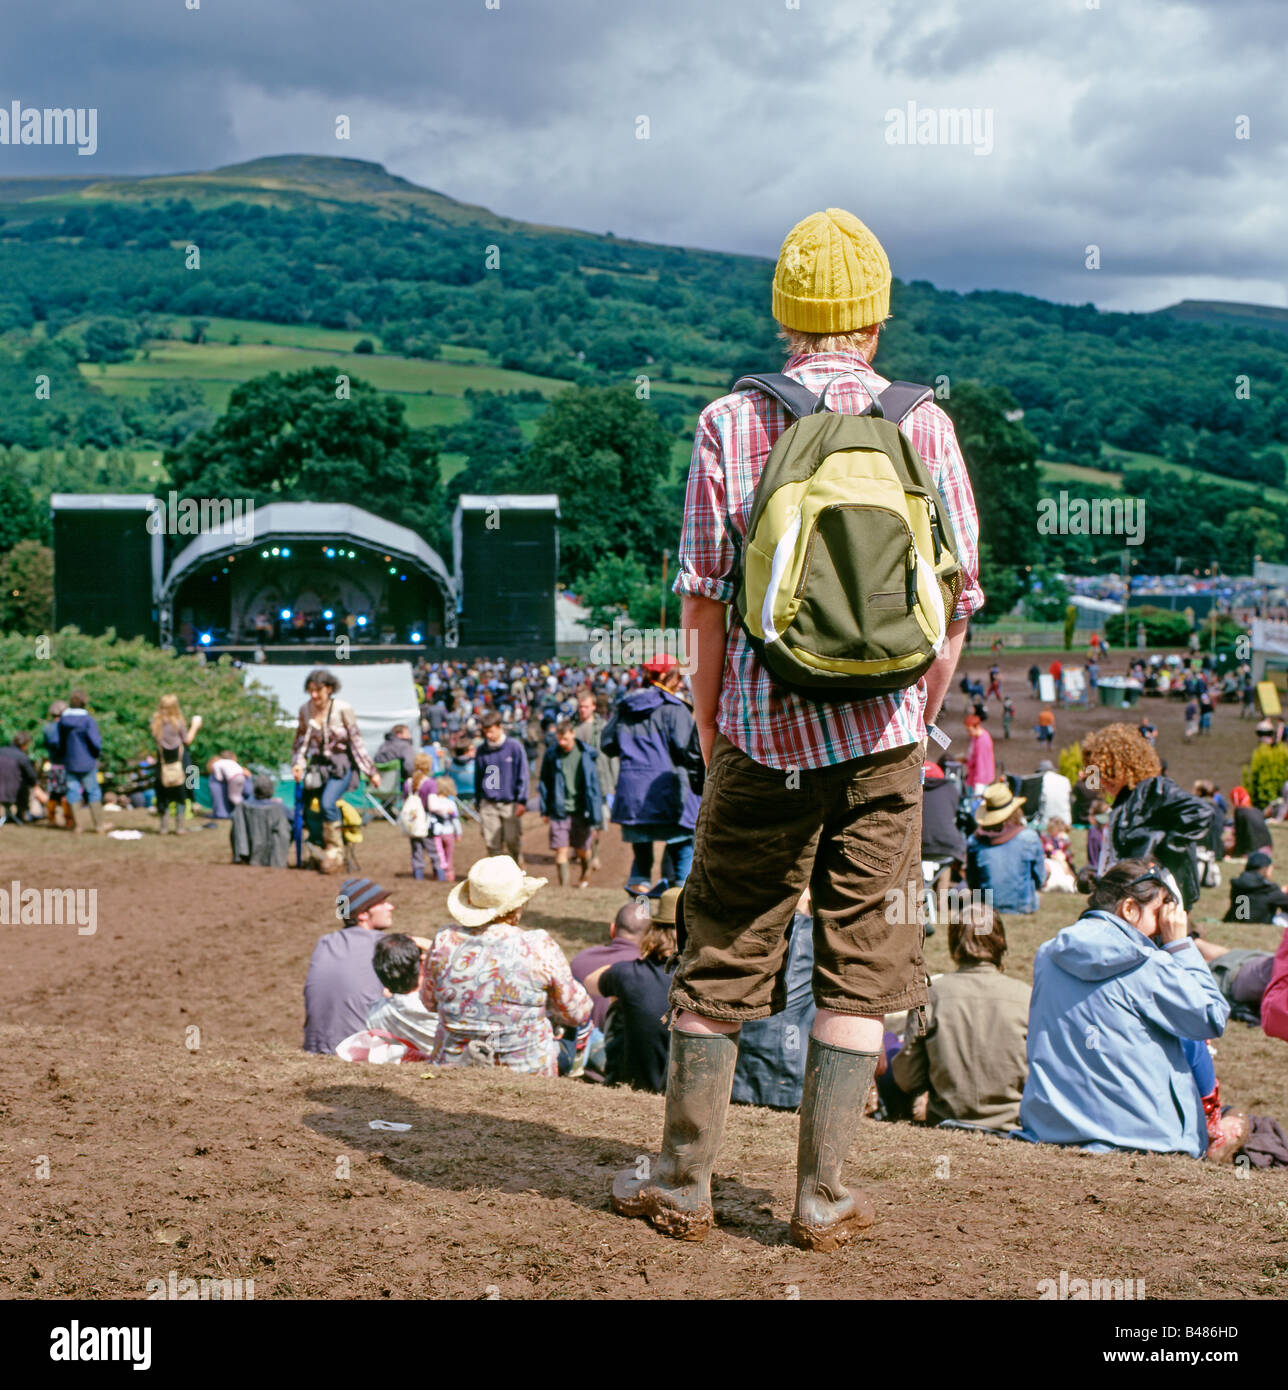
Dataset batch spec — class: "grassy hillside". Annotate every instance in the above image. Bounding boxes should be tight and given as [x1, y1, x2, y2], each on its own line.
[3, 152, 1288, 594]
[1158, 299, 1288, 335]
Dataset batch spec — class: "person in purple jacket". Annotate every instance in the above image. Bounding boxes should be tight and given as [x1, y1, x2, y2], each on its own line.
[602, 655, 702, 893]
[474, 710, 530, 867]
[56, 690, 105, 834]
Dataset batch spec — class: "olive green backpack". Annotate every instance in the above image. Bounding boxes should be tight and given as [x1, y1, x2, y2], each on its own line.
[731, 371, 963, 698]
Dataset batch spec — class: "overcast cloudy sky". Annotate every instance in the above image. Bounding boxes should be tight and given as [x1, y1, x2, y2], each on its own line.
[2, 0, 1283, 312]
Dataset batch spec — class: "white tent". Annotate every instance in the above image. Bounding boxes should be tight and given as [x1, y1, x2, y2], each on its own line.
[244, 662, 420, 763]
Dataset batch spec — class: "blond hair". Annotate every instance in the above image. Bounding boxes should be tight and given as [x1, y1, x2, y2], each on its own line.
[776, 320, 885, 361]
[411, 751, 433, 794]
[151, 693, 185, 740]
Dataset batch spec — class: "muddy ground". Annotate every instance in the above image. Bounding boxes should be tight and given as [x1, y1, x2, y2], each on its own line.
[2, 648, 1287, 1300]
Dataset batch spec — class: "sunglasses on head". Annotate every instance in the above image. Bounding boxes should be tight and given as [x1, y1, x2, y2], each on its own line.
[1124, 864, 1181, 907]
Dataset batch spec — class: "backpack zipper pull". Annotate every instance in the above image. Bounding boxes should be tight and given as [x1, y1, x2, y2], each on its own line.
[928, 500, 943, 562]
[906, 539, 917, 609]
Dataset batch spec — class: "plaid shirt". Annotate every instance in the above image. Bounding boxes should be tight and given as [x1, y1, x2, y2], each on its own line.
[674, 351, 984, 771]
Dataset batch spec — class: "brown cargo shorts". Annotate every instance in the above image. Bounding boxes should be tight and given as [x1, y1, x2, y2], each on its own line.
[670, 731, 926, 1023]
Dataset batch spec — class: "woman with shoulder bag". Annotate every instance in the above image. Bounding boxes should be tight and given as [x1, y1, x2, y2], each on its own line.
[292, 667, 380, 874]
[151, 694, 202, 835]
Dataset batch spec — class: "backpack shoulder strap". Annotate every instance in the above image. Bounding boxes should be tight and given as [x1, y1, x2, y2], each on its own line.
[731, 372, 820, 420]
[875, 381, 934, 425]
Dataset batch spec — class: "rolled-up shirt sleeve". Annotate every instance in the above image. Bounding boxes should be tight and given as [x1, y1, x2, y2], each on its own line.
[915, 403, 984, 623]
[673, 411, 735, 606]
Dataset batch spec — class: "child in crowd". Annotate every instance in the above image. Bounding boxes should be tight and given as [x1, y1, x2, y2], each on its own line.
[403, 753, 436, 881]
[428, 776, 463, 882]
[365, 933, 439, 1056]
[1041, 817, 1077, 892]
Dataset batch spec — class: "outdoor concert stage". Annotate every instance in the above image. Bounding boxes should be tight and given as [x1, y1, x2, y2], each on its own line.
[51, 494, 561, 657]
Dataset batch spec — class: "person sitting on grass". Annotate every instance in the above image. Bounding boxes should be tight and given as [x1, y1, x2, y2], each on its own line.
[1193, 931, 1283, 1028]
[595, 884, 681, 1093]
[365, 933, 439, 1055]
[230, 772, 292, 867]
[1229, 786, 1273, 859]
[0, 731, 49, 825]
[420, 855, 593, 1075]
[1017, 859, 1240, 1160]
[571, 898, 651, 1034]
[1223, 850, 1288, 925]
[303, 878, 394, 1055]
[889, 902, 1031, 1132]
[965, 782, 1047, 915]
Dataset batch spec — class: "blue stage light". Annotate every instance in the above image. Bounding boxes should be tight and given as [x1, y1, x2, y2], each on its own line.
[199, 632, 212, 646]
[356, 616, 368, 627]
[281, 547, 291, 558]
[281, 608, 292, 620]
[323, 609, 334, 620]
[410, 632, 422, 643]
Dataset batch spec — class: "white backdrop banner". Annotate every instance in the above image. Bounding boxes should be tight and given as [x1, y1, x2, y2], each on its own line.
[244, 662, 420, 763]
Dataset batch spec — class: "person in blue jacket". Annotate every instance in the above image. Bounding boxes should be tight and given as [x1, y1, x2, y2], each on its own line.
[965, 781, 1046, 914]
[731, 886, 817, 1110]
[1018, 858, 1230, 1158]
[601, 655, 701, 893]
[55, 689, 105, 834]
[538, 719, 603, 888]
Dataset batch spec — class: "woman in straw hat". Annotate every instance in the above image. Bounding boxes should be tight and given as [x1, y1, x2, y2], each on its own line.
[419, 855, 593, 1075]
[965, 781, 1047, 915]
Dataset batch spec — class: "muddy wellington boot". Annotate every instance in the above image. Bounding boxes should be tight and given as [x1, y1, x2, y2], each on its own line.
[88, 802, 106, 835]
[790, 1037, 879, 1252]
[612, 1029, 739, 1241]
[557, 861, 570, 887]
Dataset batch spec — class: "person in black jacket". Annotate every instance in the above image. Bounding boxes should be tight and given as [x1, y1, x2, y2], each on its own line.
[0, 733, 48, 824]
[1229, 786, 1273, 859]
[1079, 723, 1212, 911]
[1223, 852, 1288, 924]
[596, 886, 679, 1092]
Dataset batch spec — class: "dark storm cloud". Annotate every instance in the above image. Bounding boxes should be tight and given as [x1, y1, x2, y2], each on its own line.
[0, 0, 1281, 310]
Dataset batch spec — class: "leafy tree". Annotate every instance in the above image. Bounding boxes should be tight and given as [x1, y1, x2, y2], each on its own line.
[1222, 507, 1284, 572]
[75, 399, 129, 448]
[0, 540, 53, 632]
[82, 317, 134, 363]
[165, 366, 443, 545]
[941, 382, 1042, 622]
[0, 467, 45, 553]
[512, 384, 672, 582]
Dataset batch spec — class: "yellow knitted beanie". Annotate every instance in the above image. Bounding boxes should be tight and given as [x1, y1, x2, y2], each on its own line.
[772, 208, 891, 333]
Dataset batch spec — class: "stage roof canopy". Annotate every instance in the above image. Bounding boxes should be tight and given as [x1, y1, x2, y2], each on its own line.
[159, 501, 454, 599]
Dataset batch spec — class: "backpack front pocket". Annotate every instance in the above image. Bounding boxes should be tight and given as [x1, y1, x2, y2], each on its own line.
[786, 504, 928, 662]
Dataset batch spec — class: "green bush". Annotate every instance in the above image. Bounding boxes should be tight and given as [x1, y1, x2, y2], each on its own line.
[1057, 740, 1083, 786]
[1241, 743, 1288, 811]
[1063, 605, 1077, 651]
[0, 628, 291, 788]
[1125, 605, 1192, 648]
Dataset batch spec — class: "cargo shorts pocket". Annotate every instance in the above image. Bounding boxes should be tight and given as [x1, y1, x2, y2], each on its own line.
[839, 791, 918, 874]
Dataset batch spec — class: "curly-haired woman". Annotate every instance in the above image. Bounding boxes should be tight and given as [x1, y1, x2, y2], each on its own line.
[1079, 723, 1213, 911]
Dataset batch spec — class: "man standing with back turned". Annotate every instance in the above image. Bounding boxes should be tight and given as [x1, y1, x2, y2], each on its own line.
[612, 209, 983, 1249]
